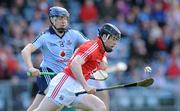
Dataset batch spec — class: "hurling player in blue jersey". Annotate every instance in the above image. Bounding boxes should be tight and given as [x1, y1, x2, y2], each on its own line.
[21, 6, 87, 111]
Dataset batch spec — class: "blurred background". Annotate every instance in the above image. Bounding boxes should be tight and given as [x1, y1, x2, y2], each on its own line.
[0, 0, 179, 111]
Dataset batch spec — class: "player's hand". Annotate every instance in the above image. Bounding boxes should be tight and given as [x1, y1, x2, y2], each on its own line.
[28, 67, 40, 77]
[84, 85, 96, 94]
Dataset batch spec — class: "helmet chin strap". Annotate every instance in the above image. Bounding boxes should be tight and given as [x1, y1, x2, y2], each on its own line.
[56, 28, 66, 33]
[100, 34, 112, 52]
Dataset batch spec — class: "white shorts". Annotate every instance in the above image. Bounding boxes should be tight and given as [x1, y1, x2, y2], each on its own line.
[46, 72, 85, 107]
[87, 79, 107, 89]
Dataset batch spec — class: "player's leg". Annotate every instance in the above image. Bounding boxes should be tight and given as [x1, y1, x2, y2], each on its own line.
[95, 91, 109, 111]
[37, 72, 76, 111]
[87, 80, 109, 111]
[33, 96, 60, 111]
[74, 94, 106, 111]
[28, 67, 53, 111]
[27, 94, 44, 111]
[36, 72, 106, 111]
[33, 73, 68, 111]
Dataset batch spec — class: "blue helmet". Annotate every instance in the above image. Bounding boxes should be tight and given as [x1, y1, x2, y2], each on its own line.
[48, 6, 70, 33]
[48, 6, 70, 18]
[99, 23, 121, 40]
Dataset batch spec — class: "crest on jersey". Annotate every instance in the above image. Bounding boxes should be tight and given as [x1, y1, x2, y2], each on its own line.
[60, 51, 66, 57]
[59, 95, 64, 100]
[57, 50, 72, 63]
[66, 40, 72, 45]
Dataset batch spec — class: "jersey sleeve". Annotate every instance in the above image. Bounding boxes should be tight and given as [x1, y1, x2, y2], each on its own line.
[32, 32, 45, 49]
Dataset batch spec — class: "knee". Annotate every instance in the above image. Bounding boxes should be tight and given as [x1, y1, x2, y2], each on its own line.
[79, 94, 107, 111]
[93, 103, 106, 111]
[101, 106, 107, 111]
[32, 107, 40, 111]
[92, 101, 106, 111]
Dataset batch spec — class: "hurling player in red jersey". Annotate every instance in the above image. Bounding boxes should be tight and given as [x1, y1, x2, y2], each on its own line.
[34, 23, 121, 111]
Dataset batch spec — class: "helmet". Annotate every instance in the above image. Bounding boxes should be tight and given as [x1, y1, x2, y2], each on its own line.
[99, 23, 121, 52]
[99, 23, 121, 40]
[48, 6, 70, 33]
[48, 6, 70, 18]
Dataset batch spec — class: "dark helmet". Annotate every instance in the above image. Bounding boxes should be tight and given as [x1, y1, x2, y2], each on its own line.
[99, 23, 121, 40]
[99, 23, 121, 52]
[48, 6, 70, 33]
[48, 6, 70, 18]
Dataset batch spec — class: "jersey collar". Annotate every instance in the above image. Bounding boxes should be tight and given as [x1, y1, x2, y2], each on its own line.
[49, 26, 68, 38]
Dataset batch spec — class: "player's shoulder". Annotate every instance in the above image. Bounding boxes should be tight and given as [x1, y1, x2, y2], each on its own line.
[32, 29, 49, 42]
[68, 29, 80, 34]
[68, 29, 87, 38]
[41, 30, 49, 37]
[76, 39, 98, 57]
[79, 39, 96, 49]
[38, 28, 51, 37]
[38, 27, 57, 38]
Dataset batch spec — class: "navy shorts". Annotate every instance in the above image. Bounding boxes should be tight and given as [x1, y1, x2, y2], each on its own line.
[36, 67, 56, 95]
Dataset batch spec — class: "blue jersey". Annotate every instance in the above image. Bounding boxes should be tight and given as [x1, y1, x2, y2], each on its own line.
[33, 27, 87, 73]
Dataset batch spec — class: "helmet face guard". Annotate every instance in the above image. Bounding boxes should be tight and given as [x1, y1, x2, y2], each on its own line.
[48, 6, 70, 33]
[99, 23, 121, 52]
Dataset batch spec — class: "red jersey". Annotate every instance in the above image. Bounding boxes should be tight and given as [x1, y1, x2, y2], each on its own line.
[64, 37, 106, 80]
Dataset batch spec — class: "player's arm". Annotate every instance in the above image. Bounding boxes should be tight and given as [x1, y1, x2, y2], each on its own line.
[21, 43, 40, 76]
[70, 55, 96, 94]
